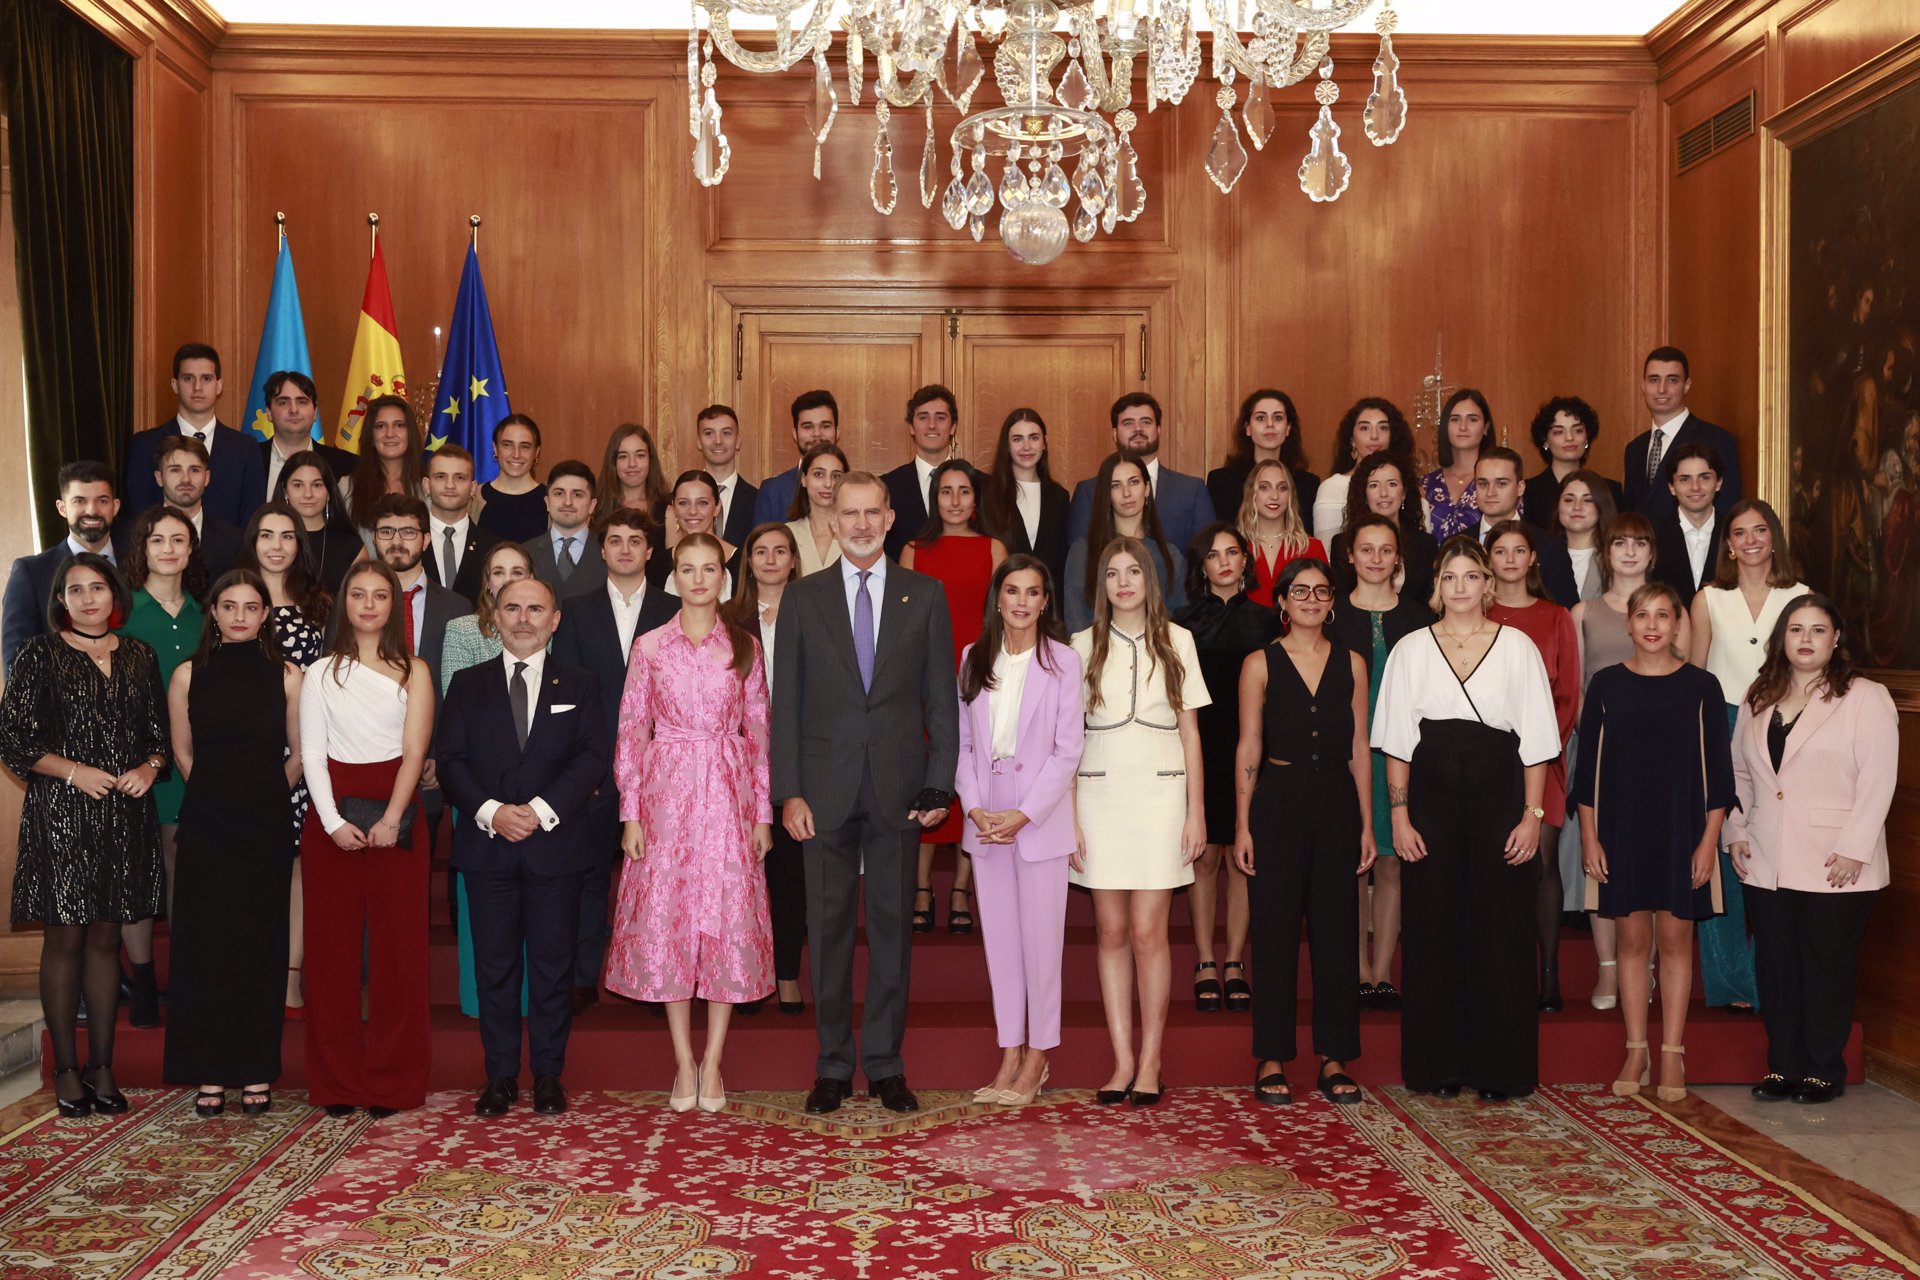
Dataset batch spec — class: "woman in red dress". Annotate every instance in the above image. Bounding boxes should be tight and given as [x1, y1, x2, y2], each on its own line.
[1235, 460, 1326, 606]
[903, 459, 1007, 934]
[1486, 519, 1580, 1013]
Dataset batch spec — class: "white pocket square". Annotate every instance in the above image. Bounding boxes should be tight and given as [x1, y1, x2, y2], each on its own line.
[550, 703, 577, 713]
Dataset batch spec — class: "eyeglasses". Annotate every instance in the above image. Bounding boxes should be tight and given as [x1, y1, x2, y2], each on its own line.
[1285, 584, 1335, 601]
[373, 527, 423, 543]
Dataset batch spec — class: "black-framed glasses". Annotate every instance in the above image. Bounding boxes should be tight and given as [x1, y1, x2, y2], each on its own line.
[1285, 584, 1335, 601]
[373, 527, 423, 543]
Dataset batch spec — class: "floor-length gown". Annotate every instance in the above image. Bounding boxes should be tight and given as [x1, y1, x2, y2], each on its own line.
[911, 535, 994, 844]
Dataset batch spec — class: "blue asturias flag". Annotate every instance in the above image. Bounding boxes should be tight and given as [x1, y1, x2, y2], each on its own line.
[434, 242, 510, 481]
[241, 238, 314, 441]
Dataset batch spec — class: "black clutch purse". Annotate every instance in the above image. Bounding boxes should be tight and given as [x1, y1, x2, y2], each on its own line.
[338, 796, 419, 845]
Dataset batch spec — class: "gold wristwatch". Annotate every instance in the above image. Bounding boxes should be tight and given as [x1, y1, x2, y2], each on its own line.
[1526, 805, 1546, 820]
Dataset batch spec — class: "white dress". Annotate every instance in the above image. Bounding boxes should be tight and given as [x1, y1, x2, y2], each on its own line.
[1069, 623, 1212, 890]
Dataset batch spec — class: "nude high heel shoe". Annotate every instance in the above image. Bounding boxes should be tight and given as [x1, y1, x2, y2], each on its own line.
[1656, 1045, 1687, 1103]
[997, 1066, 1050, 1107]
[697, 1074, 727, 1114]
[1590, 959, 1619, 1011]
[1611, 1041, 1650, 1097]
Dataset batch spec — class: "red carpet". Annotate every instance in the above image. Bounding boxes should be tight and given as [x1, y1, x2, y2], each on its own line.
[1, 1084, 1914, 1279]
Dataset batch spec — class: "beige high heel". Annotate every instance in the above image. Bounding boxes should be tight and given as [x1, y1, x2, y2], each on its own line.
[997, 1066, 1050, 1107]
[1611, 1041, 1650, 1096]
[1590, 960, 1619, 1011]
[973, 1085, 1004, 1103]
[1656, 1045, 1687, 1102]
[697, 1073, 727, 1114]
[668, 1067, 697, 1113]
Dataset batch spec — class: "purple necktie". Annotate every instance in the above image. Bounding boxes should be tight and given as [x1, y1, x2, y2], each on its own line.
[854, 570, 875, 692]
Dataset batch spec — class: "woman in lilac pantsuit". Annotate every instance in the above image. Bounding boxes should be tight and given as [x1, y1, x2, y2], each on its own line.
[608, 534, 774, 1114]
[955, 554, 1086, 1107]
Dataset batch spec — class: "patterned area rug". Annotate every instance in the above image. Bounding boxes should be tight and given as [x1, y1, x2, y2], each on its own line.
[2, 1084, 1915, 1279]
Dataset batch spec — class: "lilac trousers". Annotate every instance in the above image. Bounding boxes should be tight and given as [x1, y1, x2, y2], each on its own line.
[973, 766, 1070, 1050]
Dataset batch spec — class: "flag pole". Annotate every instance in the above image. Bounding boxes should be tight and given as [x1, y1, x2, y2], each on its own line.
[469, 214, 480, 252]
[368, 211, 380, 258]
[276, 211, 286, 247]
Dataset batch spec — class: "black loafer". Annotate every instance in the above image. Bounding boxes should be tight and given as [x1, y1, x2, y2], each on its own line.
[1430, 1081, 1462, 1099]
[804, 1076, 852, 1114]
[868, 1074, 919, 1113]
[1357, 981, 1380, 1011]
[532, 1075, 567, 1115]
[1792, 1077, 1842, 1104]
[1751, 1073, 1796, 1101]
[1372, 981, 1403, 1011]
[474, 1077, 517, 1117]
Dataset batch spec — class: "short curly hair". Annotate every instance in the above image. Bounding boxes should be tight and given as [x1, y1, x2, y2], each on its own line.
[1528, 396, 1601, 462]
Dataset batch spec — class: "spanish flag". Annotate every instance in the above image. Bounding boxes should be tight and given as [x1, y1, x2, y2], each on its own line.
[335, 239, 406, 453]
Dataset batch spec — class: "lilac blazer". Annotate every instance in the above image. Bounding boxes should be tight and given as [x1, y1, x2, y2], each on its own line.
[955, 638, 1085, 862]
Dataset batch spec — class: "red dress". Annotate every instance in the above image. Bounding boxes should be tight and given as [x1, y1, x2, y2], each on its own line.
[910, 535, 995, 843]
[1252, 537, 1328, 608]
[1489, 597, 1579, 826]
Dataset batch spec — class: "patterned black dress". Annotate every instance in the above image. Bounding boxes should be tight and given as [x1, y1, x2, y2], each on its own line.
[268, 604, 326, 847]
[0, 635, 167, 925]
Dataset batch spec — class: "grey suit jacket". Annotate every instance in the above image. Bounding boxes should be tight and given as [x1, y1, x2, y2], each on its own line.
[522, 529, 608, 600]
[770, 559, 959, 832]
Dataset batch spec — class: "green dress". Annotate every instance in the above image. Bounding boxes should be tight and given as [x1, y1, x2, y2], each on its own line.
[117, 588, 203, 824]
[1366, 610, 1393, 850]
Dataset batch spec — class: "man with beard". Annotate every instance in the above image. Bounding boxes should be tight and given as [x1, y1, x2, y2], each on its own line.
[1067, 393, 1215, 552]
[151, 436, 243, 580]
[4, 461, 124, 674]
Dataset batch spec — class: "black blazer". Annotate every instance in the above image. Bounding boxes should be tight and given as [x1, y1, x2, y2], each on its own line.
[123, 420, 267, 532]
[197, 514, 243, 583]
[1330, 526, 1438, 600]
[1653, 512, 1730, 604]
[721, 477, 761, 549]
[1522, 467, 1625, 530]
[422, 521, 504, 606]
[438, 658, 609, 876]
[881, 462, 932, 561]
[989, 476, 1072, 599]
[1623, 414, 1742, 523]
[1328, 592, 1437, 657]
[258, 438, 358, 509]
[549, 581, 680, 793]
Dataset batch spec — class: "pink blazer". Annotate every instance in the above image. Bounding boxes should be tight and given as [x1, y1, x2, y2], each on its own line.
[1725, 678, 1899, 893]
[954, 638, 1085, 862]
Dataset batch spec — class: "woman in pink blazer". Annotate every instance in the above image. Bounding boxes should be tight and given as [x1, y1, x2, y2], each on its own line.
[955, 554, 1085, 1108]
[1726, 593, 1899, 1105]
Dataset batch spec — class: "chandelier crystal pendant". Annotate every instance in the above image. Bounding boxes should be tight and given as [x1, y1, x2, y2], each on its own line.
[687, 0, 1406, 262]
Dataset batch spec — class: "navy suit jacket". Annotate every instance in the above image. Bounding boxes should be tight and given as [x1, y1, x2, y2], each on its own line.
[196, 514, 243, 583]
[1068, 465, 1216, 554]
[256, 438, 358, 509]
[752, 468, 801, 527]
[123, 420, 266, 531]
[1653, 511, 1731, 604]
[422, 521, 504, 606]
[722, 477, 760, 548]
[549, 582, 679, 795]
[882, 462, 933, 561]
[1623, 414, 1743, 524]
[3, 543, 106, 675]
[438, 658, 609, 876]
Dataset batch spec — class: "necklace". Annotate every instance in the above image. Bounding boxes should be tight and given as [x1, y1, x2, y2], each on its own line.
[1437, 620, 1488, 651]
[70, 625, 111, 641]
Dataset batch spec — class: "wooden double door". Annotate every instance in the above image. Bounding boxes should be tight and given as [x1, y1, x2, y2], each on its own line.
[727, 304, 1160, 488]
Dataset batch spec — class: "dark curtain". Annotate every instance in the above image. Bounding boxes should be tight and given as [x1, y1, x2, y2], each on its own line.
[2, 0, 132, 548]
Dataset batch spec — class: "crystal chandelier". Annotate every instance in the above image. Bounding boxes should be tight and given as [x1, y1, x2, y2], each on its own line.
[687, 0, 1407, 264]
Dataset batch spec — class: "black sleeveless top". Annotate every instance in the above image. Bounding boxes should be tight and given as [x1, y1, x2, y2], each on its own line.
[1262, 637, 1355, 773]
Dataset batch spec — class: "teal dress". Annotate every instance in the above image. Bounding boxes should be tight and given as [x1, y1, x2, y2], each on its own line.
[1365, 611, 1393, 846]
[117, 589, 203, 824]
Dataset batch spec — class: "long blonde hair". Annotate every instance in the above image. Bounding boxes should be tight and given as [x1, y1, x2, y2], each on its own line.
[1237, 459, 1311, 559]
[1085, 536, 1187, 715]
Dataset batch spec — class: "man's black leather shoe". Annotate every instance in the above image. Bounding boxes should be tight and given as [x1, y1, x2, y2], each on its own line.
[474, 1077, 518, 1117]
[532, 1076, 567, 1115]
[869, 1075, 919, 1113]
[1751, 1073, 1796, 1100]
[804, 1076, 852, 1114]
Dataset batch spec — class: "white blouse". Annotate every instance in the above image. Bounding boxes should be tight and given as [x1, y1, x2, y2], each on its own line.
[1015, 480, 1042, 547]
[1370, 624, 1561, 766]
[1311, 472, 1350, 545]
[989, 647, 1034, 759]
[300, 656, 412, 832]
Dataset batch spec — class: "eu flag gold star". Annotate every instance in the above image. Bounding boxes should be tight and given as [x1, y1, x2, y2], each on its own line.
[470, 376, 490, 400]
[441, 396, 461, 421]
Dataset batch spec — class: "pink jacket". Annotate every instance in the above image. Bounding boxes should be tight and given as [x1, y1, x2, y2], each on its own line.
[1725, 678, 1899, 893]
[954, 638, 1085, 862]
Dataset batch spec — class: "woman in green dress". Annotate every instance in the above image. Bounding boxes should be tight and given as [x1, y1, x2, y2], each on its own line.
[115, 506, 206, 1027]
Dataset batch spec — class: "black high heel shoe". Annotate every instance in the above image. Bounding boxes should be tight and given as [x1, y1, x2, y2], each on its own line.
[52, 1066, 91, 1119]
[1193, 961, 1223, 1012]
[82, 1065, 130, 1115]
[911, 887, 934, 934]
[1095, 1078, 1135, 1106]
[195, 1089, 227, 1118]
[947, 888, 975, 935]
[1221, 961, 1251, 1013]
[1539, 963, 1564, 1013]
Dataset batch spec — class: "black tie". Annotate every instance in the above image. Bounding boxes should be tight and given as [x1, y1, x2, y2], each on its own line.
[511, 661, 530, 749]
[442, 526, 459, 588]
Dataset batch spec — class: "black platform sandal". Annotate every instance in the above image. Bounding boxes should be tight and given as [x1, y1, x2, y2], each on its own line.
[1193, 961, 1223, 1012]
[1222, 961, 1251, 1012]
[52, 1066, 91, 1119]
[1253, 1066, 1291, 1105]
[195, 1088, 227, 1118]
[241, 1088, 273, 1116]
[911, 887, 934, 934]
[1372, 980, 1403, 1011]
[947, 888, 975, 935]
[1317, 1059, 1363, 1105]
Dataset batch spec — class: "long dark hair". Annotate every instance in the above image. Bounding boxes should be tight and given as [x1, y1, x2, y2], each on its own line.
[1438, 388, 1495, 467]
[911, 459, 987, 546]
[123, 505, 210, 602]
[323, 558, 412, 682]
[1485, 518, 1548, 600]
[1545, 468, 1620, 541]
[237, 502, 332, 629]
[787, 443, 850, 520]
[595, 423, 670, 525]
[1710, 498, 1800, 590]
[724, 522, 800, 630]
[272, 450, 356, 533]
[346, 395, 426, 531]
[1184, 520, 1254, 601]
[672, 533, 756, 679]
[1222, 388, 1309, 474]
[1083, 450, 1174, 610]
[1746, 592, 1857, 712]
[960, 553, 1068, 702]
[1342, 451, 1424, 543]
[192, 569, 284, 666]
[1085, 535, 1186, 714]
[1330, 397, 1415, 474]
[982, 408, 1055, 543]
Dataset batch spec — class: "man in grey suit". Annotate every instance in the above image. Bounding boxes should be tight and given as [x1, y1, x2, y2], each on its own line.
[1067, 392, 1216, 550]
[772, 471, 958, 1115]
[521, 460, 607, 599]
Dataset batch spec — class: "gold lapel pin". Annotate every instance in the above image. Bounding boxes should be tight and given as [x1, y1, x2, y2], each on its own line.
[900, 595, 909, 603]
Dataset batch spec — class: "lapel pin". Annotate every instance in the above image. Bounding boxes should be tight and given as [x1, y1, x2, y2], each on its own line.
[900, 595, 909, 603]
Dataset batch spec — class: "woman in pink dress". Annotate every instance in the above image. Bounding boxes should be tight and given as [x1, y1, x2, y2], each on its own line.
[609, 533, 774, 1113]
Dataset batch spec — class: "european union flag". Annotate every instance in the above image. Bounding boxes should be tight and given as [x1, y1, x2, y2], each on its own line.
[241, 238, 315, 441]
[434, 243, 510, 482]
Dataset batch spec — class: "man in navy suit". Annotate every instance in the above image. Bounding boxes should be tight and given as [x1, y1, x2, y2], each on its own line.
[1068, 393, 1215, 551]
[548, 508, 678, 1012]
[882, 385, 962, 561]
[692, 404, 761, 548]
[438, 577, 608, 1118]
[151, 436, 243, 580]
[256, 370, 358, 507]
[122, 343, 265, 531]
[421, 444, 502, 606]
[1473, 447, 1580, 608]
[2, 461, 121, 674]
[1623, 345, 1742, 523]
[752, 390, 839, 528]
[1652, 442, 1732, 604]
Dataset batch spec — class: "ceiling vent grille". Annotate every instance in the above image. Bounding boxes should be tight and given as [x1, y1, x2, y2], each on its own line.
[1676, 92, 1756, 174]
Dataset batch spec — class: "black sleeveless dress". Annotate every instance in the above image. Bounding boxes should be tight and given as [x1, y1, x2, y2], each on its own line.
[164, 642, 296, 1086]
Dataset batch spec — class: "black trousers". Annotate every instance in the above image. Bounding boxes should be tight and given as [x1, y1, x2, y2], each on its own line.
[804, 762, 919, 1083]
[1401, 720, 1539, 1096]
[1248, 767, 1361, 1064]
[1744, 883, 1876, 1083]
[466, 861, 584, 1079]
[572, 799, 621, 989]
[766, 823, 807, 983]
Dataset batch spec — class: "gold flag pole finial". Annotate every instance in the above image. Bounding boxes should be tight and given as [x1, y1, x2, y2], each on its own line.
[275, 211, 286, 245]
[368, 211, 380, 257]
[469, 214, 481, 252]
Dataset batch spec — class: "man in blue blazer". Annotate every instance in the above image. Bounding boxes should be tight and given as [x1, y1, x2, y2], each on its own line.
[438, 577, 608, 1118]
[122, 343, 265, 532]
[150, 436, 243, 580]
[1623, 346, 1742, 523]
[752, 390, 839, 528]
[1067, 393, 1215, 551]
[2, 461, 122, 675]
[881, 385, 962, 561]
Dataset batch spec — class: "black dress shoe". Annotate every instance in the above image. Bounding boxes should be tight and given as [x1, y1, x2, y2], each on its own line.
[778, 1000, 806, 1015]
[1477, 1089, 1510, 1103]
[532, 1075, 567, 1115]
[1372, 981, 1403, 1011]
[570, 987, 599, 1018]
[1095, 1079, 1134, 1106]
[82, 1066, 130, 1115]
[1792, 1076, 1842, 1104]
[324, 1104, 357, 1118]
[1430, 1082, 1463, 1099]
[868, 1075, 919, 1113]
[804, 1077, 852, 1114]
[1751, 1073, 1796, 1101]
[474, 1077, 518, 1117]
[1128, 1082, 1166, 1108]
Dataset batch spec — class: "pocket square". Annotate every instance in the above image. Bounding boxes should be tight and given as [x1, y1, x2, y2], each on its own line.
[550, 703, 577, 713]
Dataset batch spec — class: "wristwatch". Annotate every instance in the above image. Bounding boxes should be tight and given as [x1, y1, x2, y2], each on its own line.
[145, 755, 167, 771]
[1526, 805, 1546, 820]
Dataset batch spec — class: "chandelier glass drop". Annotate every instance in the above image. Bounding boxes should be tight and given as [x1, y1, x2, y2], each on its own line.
[686, 0, 1408, 264]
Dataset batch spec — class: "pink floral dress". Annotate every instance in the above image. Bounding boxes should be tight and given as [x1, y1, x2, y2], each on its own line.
[606, 618, 774, 1004]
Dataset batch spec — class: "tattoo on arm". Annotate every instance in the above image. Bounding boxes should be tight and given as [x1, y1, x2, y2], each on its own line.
[1387, 784, 1408, 809]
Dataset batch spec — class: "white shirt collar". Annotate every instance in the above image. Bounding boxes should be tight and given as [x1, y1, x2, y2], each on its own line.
[67, 534, 115, 562]
[1680, 507, 1716, 537]
[1144, 456, 1161, 489]
[607, 576, 647, 608]
[500, 646, 546, 682]
[431, 512, 470, 538]
[913, 455, 938, 496]
[1651, 408, 1692, 441]
[174, 413, 214, 440]
[841, 554, 887, 588]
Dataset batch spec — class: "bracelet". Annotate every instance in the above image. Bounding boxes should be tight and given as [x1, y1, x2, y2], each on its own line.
[65, 761, 77, 786]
